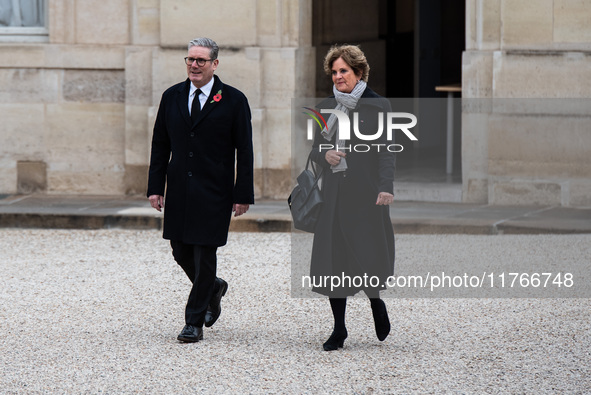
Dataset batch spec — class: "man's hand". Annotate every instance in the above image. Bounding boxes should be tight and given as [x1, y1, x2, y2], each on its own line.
[233, 203, 250, 217]
[375, 192, 394, 206]
[149, 195, 164, 212]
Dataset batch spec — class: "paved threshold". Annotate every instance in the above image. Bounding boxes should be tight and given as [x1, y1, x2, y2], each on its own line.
[1, 195, 590, 234]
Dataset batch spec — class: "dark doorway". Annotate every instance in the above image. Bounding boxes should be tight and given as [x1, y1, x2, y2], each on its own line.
[312, 0, 465, 185]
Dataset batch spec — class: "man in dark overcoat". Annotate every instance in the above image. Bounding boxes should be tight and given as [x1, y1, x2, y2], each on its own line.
[147, 37, 254, 343]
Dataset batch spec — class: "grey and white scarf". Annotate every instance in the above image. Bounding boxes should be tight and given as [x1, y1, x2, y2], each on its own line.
[321, 80, 367, 172]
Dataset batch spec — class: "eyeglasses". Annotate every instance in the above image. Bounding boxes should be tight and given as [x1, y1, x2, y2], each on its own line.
[184, 57, 214, 67]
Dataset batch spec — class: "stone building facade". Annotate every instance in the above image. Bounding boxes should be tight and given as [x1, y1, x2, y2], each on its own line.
[463, 0, 591, 206]
[0, 0, 589, 206]
[0, 0, 314, 199]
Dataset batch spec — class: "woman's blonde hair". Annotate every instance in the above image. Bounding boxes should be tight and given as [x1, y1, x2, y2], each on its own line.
[323, 44, 370, 82]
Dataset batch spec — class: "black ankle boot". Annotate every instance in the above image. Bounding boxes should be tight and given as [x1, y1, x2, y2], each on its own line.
[371, 299, 390, 341]
[323, 329, 348, 351]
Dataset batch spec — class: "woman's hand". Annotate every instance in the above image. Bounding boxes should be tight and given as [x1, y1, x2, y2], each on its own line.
[375, 192, 394, 205]
[325, 150, 346, 166]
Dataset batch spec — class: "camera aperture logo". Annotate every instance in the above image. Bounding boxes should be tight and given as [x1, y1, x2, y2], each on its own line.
[302, 107, 418, 152]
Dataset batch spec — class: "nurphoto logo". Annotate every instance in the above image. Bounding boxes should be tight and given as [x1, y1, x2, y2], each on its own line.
[302, 107, 418, 152]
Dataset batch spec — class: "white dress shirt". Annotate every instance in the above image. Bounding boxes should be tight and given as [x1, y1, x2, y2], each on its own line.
[188, 77, 215, 116]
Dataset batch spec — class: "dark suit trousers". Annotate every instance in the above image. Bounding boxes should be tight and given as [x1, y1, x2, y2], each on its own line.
[170, 241, 217, 327]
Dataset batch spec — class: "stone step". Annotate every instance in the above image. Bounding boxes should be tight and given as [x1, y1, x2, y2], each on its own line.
[394, 182, 462, 203]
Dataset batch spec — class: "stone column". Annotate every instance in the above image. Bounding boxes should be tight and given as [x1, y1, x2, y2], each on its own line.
[462, 0, 591, 207]
[461, 0, 500, 204]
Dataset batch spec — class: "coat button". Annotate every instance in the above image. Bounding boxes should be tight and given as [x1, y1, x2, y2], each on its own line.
[188, 171, 193, 177]
[189, 152, 194, 157]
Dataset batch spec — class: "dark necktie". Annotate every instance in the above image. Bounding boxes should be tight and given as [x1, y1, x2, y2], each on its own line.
[191, 88, 202, 122]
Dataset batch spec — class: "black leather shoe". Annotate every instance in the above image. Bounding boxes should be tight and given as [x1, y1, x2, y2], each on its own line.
[177, 325, 203, 343]
[205, 278, 228, 328]
[323, 329, 348, 351]
[371, 299, 391, 341]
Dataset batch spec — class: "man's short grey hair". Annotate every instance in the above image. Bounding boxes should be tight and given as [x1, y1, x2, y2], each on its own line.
[188, 37, 219, 60]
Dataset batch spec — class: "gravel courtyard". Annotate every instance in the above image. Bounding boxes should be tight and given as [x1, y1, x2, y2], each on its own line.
[1, 229, 589, 393]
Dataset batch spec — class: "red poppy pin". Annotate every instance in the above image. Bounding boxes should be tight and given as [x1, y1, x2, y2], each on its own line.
[211, 90, 222, 103]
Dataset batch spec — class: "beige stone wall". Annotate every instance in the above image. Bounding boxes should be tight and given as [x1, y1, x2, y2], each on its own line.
[0, 0, 314, 199]
[5, 0, 588, 206]
[463, 0, 591, 207]
[0, 44, 127, 195]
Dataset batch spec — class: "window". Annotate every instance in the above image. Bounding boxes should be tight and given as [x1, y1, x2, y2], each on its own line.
[0, 0, 47, 42]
